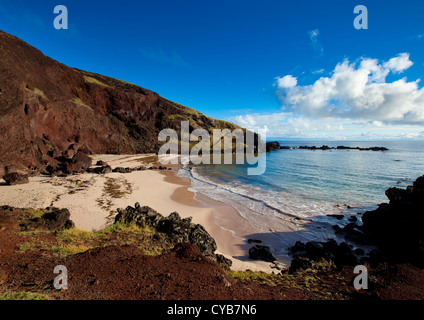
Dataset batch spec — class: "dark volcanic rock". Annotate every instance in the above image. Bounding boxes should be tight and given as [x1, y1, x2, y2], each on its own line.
[361, 175, 424, 267]
[26, 208, 74, 231]
[288, 239, 360, 271]
[248, 245, 276, 262]
[215, 254, 233, 269]
[64, 151, 92, 174]
[247, 238, 262, 244]
[289, 256, 313, 273]
[2, 172, 29, 185]
[348, 216, 358, 222]
[327, 214, 344, 220]
[189, 224, 218, 259]
[88, 165, 112, 174]
[266, 141, 280, 152]
[112, 167, 133, 173]
[114, 203, 223, 265]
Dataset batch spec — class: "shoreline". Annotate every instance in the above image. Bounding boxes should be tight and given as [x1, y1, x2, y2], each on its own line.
[0, 154, 283, 273]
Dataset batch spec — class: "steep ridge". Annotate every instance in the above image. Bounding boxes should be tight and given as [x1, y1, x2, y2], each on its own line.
[0, 30, 242, 176]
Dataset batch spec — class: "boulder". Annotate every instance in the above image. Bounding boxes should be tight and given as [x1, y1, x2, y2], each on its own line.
[88, 165, 112, 174]
[348, 216, 358, 222]
[215, 254, 233, 269]
[249, 245, 276, 262]
[41, 208, 75, 230]
[305, 241, 326, 259]
[62, 151, 92, 174]
[289, 256, 313, 273]
[290, 241, 306, 255]
[112, 167, 133, 173]
[2, 172, 29, 185]
[26, 208, 74, 231]
[288, 239, 360, 271]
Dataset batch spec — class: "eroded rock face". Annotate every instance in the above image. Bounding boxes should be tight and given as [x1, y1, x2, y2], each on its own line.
[114, 203, 228, 267]
[0, 30, 245, 176]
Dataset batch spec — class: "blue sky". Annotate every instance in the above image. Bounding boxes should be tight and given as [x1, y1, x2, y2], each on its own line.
[1, 0, 424, 140]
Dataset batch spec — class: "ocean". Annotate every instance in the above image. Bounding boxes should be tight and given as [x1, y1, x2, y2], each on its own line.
[178, 140, 424, 261]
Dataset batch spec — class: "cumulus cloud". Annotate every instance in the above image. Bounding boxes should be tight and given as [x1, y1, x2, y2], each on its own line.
[274, 53, 424, 125]
[229, 112, 424, 140]
[276, 75, 297, 88]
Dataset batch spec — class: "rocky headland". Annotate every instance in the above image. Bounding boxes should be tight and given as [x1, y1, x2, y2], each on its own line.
[287, 175, 424, 274]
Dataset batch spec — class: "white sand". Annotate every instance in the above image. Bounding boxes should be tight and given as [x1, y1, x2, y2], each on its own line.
[0, 154, 285, 273]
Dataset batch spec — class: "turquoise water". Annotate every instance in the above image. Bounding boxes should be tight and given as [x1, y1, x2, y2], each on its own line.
[179, 141, 423, 260]
[190, 141, 424, 218]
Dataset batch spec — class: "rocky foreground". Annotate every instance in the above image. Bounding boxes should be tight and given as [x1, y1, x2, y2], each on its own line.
[286, 175, 424, 278]
[1, 173, 424, 300]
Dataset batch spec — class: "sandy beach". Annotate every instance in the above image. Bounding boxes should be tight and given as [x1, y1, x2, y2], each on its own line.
[0, 154, 282, 273]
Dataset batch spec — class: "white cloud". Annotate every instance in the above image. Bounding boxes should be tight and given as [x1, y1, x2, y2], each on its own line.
[275, 75, 297, 88]
[312, 68, 325, 74]
[383, 53, 413, 73]
[229, 112, 424, 140]
[274, 53, 424, 125]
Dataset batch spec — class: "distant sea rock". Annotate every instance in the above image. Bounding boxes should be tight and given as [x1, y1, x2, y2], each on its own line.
[264, 142, 389, 153]
[266, 141, 281, 152]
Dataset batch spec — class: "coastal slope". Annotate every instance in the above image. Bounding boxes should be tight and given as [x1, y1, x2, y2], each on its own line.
[0, 30, 242, 176]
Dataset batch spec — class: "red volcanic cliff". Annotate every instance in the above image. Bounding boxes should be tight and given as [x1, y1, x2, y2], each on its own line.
[0, 30, 241, 176]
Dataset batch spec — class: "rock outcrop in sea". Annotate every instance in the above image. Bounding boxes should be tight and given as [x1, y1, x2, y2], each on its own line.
[288, 174, 424, 271]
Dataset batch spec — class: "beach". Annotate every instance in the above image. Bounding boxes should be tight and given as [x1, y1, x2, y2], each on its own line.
[0, 154, 283, 273]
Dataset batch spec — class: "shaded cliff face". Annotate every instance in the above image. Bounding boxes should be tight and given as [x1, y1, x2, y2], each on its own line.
[0, 30, 242, 175]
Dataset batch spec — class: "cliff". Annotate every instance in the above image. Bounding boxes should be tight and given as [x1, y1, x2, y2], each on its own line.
[0, 30, 242, 176]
